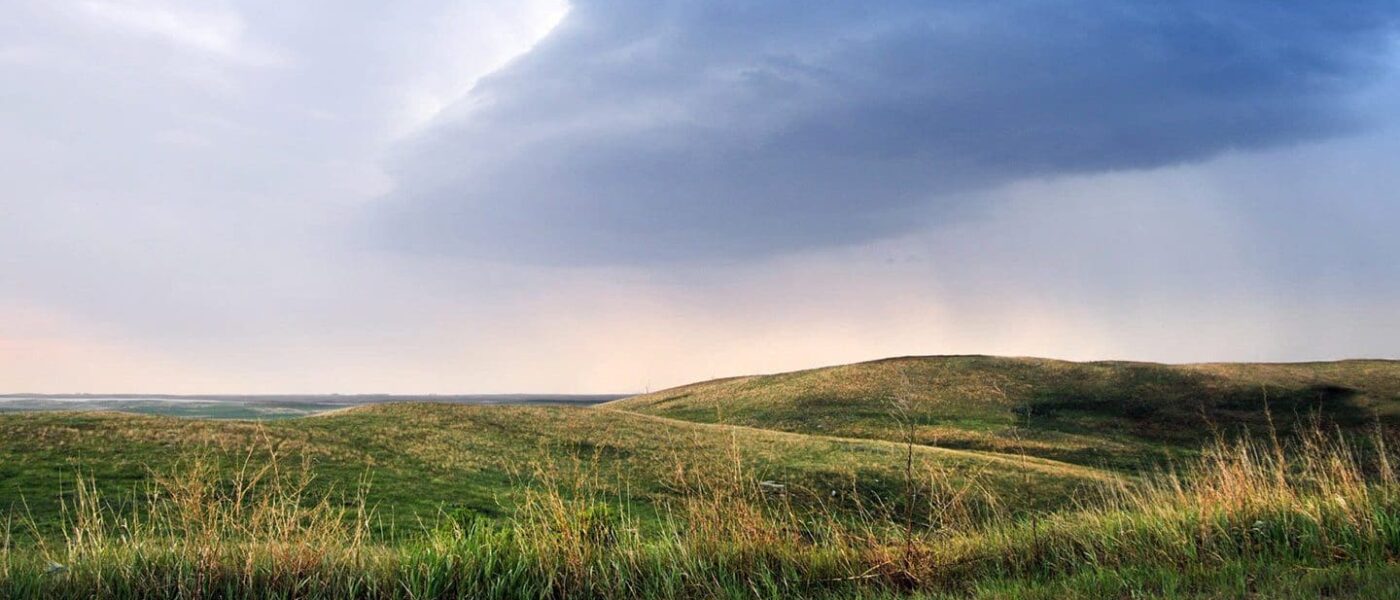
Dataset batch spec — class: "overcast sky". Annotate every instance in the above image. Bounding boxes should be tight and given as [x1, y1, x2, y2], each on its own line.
[3, 0, 1398, 393]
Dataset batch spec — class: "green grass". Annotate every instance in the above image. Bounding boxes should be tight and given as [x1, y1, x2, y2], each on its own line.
[2, 355, 1398, 598]
[2, 419, 1395, 599]
[0, 403, 1107, 536]
[608, 356, 1400, 469]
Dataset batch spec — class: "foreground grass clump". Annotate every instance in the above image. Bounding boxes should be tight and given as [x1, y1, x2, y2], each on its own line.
[2, 427, 1397, 599]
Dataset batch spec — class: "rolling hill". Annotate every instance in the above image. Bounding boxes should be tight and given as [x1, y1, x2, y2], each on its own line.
[607, 355, 1400, 469]
[0, 402, 1106, 535]
[3, 357, 1399, 598]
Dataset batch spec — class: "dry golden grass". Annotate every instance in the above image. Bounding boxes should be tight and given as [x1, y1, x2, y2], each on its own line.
[1, 418, 1396, 599]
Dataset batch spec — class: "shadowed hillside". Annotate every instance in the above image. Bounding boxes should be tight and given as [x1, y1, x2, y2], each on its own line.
[607, 356, 1400, 469]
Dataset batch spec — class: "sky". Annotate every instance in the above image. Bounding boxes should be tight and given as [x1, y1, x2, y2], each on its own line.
[2, 0, 1398, 394]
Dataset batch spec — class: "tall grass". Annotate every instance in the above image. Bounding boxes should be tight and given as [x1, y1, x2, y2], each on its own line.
[2, 426, 1396, 599]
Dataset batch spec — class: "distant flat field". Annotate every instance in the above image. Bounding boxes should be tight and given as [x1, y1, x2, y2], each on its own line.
[0, 394, 624, 419]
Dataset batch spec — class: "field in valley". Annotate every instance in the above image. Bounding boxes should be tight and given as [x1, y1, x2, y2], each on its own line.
[2, 356, 1398, 598]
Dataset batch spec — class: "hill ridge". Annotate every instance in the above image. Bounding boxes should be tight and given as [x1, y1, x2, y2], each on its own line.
[606, 355, 1400, 470]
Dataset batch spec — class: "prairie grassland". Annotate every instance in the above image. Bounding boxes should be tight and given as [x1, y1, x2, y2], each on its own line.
[1, 423, 1396, 599]
[0, 403, 1106, 535]
[609, 356, 1400, 469]
[5, 357, 1398, 598]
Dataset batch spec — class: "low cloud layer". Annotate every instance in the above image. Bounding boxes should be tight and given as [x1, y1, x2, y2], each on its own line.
[383, 0, 1400, 263]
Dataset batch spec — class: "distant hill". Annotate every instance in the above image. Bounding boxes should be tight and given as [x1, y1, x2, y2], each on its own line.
[606, 356, 1400, 469]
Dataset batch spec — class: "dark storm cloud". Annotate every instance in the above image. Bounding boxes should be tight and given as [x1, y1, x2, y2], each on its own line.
[382, 0, 1400, 264]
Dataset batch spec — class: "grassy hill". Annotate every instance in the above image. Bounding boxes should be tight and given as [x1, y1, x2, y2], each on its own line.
[0, 402, 1106, 535]
[607, 356, 1400, 469]
[3, 357, 1398, 598]
[2, 401, 1396, 599]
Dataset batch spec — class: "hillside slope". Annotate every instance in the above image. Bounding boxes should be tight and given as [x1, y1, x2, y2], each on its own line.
[607, 355, 1400, 468]
[0, 402, 1105, 534]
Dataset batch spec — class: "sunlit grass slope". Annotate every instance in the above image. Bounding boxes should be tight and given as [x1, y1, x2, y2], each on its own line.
[3, 421, 1395, 599]
[0, 403, 1106, 535]
[607, 356, 1400, 469]
[6, 358, 1396, 598]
